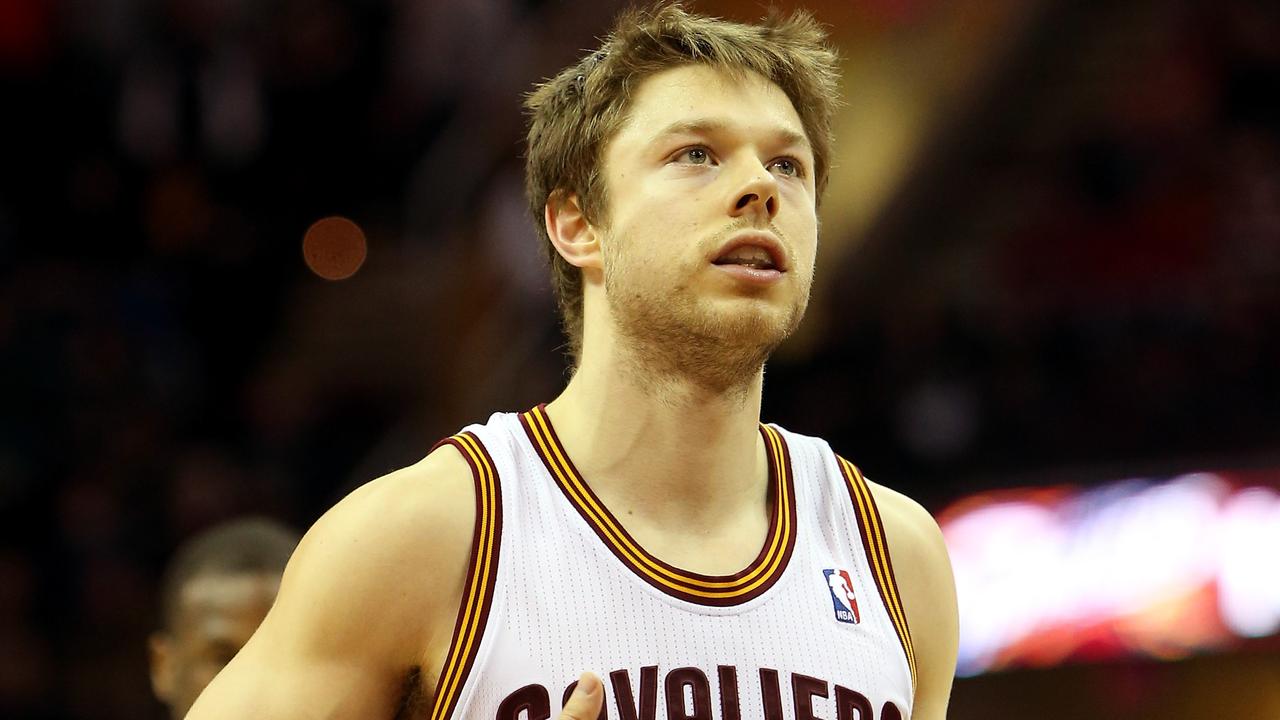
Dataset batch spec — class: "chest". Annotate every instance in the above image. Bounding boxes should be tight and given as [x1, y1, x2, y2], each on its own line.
[459, 522, 911, 720]
[434, 415, 915, 720]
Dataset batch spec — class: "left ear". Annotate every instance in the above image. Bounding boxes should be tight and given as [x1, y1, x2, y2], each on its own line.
[148, 632, 176, 702]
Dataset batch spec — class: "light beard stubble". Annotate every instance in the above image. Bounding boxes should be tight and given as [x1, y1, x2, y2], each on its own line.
[602, 229, 811, 402]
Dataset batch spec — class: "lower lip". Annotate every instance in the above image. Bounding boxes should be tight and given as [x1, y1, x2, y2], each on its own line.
[712, 263, 785, 286]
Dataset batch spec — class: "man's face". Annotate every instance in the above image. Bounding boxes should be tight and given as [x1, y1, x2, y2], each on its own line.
[149, 572, 280, 719]
[595, 64, 819, 384]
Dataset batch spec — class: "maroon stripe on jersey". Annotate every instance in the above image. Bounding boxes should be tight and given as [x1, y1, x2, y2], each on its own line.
[518, 405, 797, 607]
[835, 455, 916, 692]
[429, 432, 503, 720]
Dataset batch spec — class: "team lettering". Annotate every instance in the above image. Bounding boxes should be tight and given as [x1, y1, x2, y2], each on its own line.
[494, 666, 903, 720]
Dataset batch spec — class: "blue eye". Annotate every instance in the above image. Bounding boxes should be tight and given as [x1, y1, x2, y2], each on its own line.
[771, 158, 801, 177]
[681, 147, 711, 164]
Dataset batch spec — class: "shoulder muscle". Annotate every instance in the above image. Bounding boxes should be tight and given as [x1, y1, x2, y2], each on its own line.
[186, 443, 478, 719]
[281, 442, 478, 657]
[865, 480, 958, 720]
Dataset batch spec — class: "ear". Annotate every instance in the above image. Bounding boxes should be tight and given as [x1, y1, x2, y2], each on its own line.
[545, 192, 603, 271]
[149, 632, 176, 702]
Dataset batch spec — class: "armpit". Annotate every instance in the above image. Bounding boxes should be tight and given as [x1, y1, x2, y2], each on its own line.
[394, 665, 426, 720]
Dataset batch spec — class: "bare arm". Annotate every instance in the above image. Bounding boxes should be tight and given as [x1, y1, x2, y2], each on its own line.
[868, 482, 960, 720]
[185, 446, 478, 719]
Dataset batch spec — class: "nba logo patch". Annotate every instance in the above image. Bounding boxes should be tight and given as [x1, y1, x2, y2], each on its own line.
[823, 569, 861, 624]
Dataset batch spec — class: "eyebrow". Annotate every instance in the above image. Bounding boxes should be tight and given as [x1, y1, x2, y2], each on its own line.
[648, 119, 812, 153]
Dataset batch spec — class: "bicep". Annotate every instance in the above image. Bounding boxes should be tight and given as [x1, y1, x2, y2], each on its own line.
[186, 617, 406, 719]
[871, 483, 959, 720]
[905, 528, 958, 720]
[186, 448, 477, 719]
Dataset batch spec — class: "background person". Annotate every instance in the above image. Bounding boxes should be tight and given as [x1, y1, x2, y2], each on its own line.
[148, 517, 299, 719]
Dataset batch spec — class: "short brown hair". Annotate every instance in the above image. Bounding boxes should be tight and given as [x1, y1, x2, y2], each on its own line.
[158, 517, 299, 630]
[523, 2, 840, 363]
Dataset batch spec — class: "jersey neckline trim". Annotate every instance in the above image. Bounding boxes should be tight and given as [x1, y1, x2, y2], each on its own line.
[519, 404, 798, 607]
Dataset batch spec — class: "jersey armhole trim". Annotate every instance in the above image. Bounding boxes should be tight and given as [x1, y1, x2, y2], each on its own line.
[427, 432, 504, 720]
[835, 454, 918, 693]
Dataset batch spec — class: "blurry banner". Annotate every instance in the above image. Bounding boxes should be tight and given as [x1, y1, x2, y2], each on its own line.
[938, 472, 1280, 675]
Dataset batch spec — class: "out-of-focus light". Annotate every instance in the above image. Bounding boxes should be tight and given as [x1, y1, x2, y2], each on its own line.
[944, 498, 1065, 674]
[939, 472, 1280, 675]
[1218, 487, 1280, 638]
[303, 216, 367, 280]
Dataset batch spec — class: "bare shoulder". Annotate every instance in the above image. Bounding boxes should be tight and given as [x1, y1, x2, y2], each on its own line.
[278, 443, 479, 659]
[863, 481, 950, 577]
[185, 443, 479, 719]
[865, 480, 958, 720]
[303, 442, 478, 579]
[863, 478, 954, 622]
[862, 480, 956, 643]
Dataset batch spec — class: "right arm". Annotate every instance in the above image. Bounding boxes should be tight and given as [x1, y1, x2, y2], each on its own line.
[185, 445, 479, 719]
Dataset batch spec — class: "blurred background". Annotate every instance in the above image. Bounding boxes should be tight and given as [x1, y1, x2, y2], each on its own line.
[1, 0, 1278, 717]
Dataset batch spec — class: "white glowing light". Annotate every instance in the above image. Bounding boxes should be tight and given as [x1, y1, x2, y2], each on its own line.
[1217, 487, 1280, 638]
[943, 500, 1065, 674]
[940, 473, 1280, 674]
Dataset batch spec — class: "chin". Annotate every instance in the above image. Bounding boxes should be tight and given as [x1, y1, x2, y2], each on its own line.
[691, 301, 802, 366]
[711, 294, 804, 340]
[607, 277, 807, 389]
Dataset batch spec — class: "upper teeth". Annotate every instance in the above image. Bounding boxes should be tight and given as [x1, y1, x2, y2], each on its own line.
[721, 246, 773, 265]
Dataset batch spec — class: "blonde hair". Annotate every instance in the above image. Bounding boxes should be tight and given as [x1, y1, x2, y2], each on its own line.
[524, 2, 840, 363]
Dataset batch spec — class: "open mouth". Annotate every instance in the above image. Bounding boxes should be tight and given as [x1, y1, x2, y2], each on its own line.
[711, 244, 782, 272]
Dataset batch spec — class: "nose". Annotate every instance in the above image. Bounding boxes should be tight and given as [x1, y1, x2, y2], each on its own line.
[729, 164, 779, 222]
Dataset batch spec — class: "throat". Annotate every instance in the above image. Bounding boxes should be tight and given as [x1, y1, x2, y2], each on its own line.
[536, 397, 782, 580]
[625, 506, 774, 576]
[594, 427, 778, 577]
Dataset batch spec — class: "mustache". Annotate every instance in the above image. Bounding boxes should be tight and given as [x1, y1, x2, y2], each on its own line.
[707, 219, 794, 258]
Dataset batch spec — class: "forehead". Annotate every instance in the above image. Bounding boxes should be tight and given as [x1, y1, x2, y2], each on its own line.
[612, 64, 808, 151]
[175, 571, 280, 627]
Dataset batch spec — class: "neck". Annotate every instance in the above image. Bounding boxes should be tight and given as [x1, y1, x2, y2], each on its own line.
[545, 342, 769, 532]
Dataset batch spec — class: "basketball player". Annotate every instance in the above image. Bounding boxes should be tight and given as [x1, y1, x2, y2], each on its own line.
[149, 517, 299, 719]
[187, 5, 958, 719]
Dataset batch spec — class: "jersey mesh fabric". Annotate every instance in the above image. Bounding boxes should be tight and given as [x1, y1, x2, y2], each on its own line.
[443, 411, 913, 720]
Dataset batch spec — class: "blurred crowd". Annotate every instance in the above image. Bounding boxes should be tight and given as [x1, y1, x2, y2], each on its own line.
[0, 0, 1276, 718]
[767, 0, 1280, 503]
[2, 1, 618, 716]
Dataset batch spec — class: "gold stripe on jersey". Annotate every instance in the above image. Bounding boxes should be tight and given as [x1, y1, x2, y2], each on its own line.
[430, 432, 501, 720]
[520, 406, 795, 604]
[837, 455, 918, 693]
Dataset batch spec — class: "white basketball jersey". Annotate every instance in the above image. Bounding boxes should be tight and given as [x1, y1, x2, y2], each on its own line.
[429, 406, 916, 720]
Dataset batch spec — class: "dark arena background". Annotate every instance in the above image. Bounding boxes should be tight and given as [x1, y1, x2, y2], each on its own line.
[2, 0, 1279, 717]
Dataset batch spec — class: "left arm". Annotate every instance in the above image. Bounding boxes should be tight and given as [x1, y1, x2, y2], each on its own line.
[868, 481, 959, 720]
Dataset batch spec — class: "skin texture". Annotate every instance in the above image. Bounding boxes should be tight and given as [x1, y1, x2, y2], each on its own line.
[544, 65, 819, 575]
[184, 450, 477, 719]
[149, 572, 282, 719]
[870, 480, 961, 720]
[185, 64, 958, 720]
[594, 66, 818, 398]
[546, 64, 958, 719]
